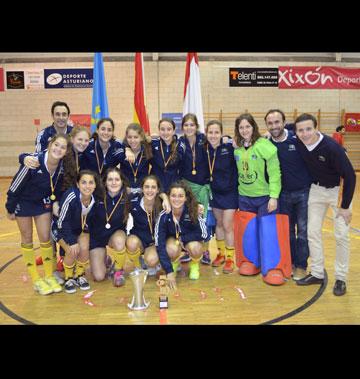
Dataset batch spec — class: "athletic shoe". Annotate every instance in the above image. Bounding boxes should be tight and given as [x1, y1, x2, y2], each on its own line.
[53, 270, 65, 285]
[189, 261, 200, 280]
[147, 263, 161, 277]
[222, 259, 234, 274]
[333, 280, 346, 296]
[201, 250, 211, 265]
[139, 255, 148, 270]
[33, 278, 53, 295]
[64, 278, 77, 294]
[76, 275, 90, 291]
[172, 261, 180, 274]
[56, 257, 64, 272]
[35, 256, 43, 265]
[113, 270, 126, 287]
[180, 252, 191, 263]
[212, 253, 225, 267]
[45, 276, 63, 293]
[296, 273, 324, 286]
[292, 267, 307, 281]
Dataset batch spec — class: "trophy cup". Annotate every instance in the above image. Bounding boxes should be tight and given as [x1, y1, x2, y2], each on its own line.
[127, 268, 150, 310]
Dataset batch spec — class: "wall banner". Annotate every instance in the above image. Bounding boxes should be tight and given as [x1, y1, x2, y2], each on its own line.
[279, 66, 360, 89]
[44, 68, 93, 88]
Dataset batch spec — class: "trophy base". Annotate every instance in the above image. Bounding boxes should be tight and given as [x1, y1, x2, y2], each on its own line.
[127, 297, 150, 311]
[159, 295, 168, 309]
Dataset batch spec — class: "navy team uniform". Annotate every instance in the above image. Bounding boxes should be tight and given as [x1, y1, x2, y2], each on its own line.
[207, 142, 238, 210]
[35, 124, 73, 152]
[6, 151, 65, 217]
[52, 187, 96, 246]
[82, 138, 126, 176]
[129, 194, 157, 249]
[150, 137, 181, 192]
[88, 190, 127, 250]
[154, 206, 209, 274]
[178, 133, 210, 185]
[114, 145, 151, 191]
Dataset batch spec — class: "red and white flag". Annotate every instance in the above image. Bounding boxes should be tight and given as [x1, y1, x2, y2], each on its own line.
[134, 52, 150, 134]
[183, 53, 204, 133]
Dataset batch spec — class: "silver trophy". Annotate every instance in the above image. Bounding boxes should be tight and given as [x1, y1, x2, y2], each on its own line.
[127, 268, 150, 310]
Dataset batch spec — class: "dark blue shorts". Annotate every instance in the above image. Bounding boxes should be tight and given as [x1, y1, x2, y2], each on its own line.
[14, 198, 52, 217]
[90, 236, 111, 250]
[238, 195, 278, 217]
[129, 230, 154, 250]
[210, 190, 238, 210]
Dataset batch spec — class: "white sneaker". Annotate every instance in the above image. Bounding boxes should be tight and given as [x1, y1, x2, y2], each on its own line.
[293, 268, 307, 281]
[53, 270, 65, 285]
[147, 263, 161, 276]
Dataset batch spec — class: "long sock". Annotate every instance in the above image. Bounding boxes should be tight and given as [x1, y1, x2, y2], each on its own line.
[225, 246, 235, 260]
[52, 241, 58, 272]
[21, 243, 40, 282]
[63, 262, 75, 280]
[40, 241, 54, 278]
[127, 247, 141, 268]
[75, 260, 89, 278]
[216, 239, 226, 256]
[113, 248, 126, 271]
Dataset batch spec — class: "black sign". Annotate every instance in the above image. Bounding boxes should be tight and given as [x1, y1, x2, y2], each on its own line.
[229, 68, 278, 87]
[6, 71, 25, 89]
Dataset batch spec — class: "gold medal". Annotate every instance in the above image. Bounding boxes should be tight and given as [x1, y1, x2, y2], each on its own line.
[210, 177, 213, 182]
[192, 170, 197, 175]
[175, 239, 180, 246]
[105, 223, 111, 229]
[50, 194, 56, 201]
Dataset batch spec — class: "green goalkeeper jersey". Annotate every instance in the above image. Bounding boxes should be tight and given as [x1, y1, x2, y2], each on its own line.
[234, 137, 281, 198]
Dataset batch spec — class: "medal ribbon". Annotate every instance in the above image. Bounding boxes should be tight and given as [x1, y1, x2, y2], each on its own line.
[130, 151, 143, 183]
[104, 191, 124, 226]
[160, 140, 178, 170]
[207, 145, 217, 181]
[95, 140, 105, 175]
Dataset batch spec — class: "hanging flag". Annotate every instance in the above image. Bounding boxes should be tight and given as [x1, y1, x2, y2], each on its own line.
[91, 52, 109, 133]
[183, 53, 204, 133]
[134, 52, 150, 134]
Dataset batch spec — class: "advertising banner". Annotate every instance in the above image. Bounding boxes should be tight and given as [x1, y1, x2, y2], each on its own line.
[344, 113, 360, 132]
[44, 68, 93, 88]
[279, 66, 360, 89]
[229, 68, 278, 87]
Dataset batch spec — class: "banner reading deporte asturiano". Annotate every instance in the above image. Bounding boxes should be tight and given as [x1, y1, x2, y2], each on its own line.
[44, 69, 93, 89]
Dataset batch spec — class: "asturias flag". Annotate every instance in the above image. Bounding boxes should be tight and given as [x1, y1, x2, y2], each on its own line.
[183, 52, 204, 133]
[91, 52, 109, 133]
[134, 52, 150, 134]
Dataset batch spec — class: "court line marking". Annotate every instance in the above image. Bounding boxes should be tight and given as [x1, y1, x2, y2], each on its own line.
[261, 270, 328, 325]
[0, 254, 326, 326]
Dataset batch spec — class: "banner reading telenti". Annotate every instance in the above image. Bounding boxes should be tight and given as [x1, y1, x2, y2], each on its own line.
[44, 68, 93, 89]
[279, 66, 360, 89]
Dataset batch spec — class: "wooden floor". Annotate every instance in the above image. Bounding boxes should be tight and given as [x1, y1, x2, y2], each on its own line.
[1, 176, 360, 325]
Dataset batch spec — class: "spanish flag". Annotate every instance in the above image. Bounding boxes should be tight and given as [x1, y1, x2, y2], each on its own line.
[134, 52, 150, 134]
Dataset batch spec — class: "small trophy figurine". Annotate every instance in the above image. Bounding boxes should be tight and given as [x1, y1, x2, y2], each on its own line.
[156, 275, 169, 309]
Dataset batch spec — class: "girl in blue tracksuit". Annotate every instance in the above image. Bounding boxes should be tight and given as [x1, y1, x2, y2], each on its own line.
[150, 118, 181, 193]
[126, 175, 171, 275]
[53, 170, 104, 294]
[205, 120, 239, 274]
[88, 167, 129, 287]
[6, 134, 75, 296]
[113, 123, 152, 193]
[82, 118, 128, 177]
[154, 180, 209, 290]
[177, 113, 211, 264]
